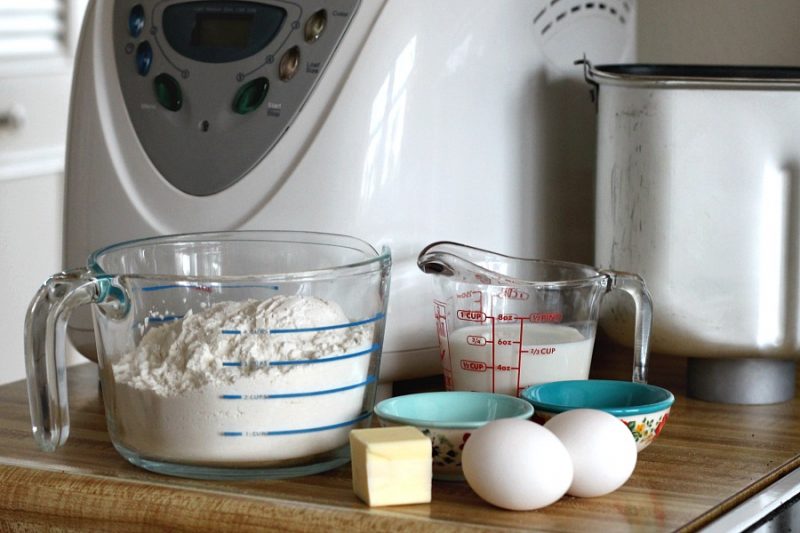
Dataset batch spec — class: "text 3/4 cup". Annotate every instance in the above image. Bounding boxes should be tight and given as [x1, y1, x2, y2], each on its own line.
[418, 242, 652, 396]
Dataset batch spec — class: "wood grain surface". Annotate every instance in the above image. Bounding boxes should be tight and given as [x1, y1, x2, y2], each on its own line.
[1, 340, 799, 532]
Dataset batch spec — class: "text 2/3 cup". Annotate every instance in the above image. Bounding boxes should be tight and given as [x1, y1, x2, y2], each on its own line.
[417, 242, 652, 396]
[24, 231, 391, 479]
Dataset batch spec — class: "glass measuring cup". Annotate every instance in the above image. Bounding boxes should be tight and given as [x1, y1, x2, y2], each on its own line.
[25, 231, 390, 479]
[417, 242, 652, 396]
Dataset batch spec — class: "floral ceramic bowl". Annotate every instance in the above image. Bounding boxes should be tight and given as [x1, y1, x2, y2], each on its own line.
[521, 380, 674, 452]
[374, 391, 534, 481]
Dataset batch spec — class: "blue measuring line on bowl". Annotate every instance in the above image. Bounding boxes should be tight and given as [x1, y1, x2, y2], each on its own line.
[139, 283, 281, 292]
[221, 342, 380, 368]
[221, 411, 373, 437]
[217, 312, 384, 438]
[142, 315, 182, 324]
[219, 312, 385, 336]
[220, 375, 377, 400]
[219, 312, 384, 367]
[130, 290, 384, 437]
[135, 283, 283, 325]
[219, 375, 377, 436]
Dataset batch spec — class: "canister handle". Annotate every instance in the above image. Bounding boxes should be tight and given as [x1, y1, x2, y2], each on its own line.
[576, 57, 600, 110]
[24, 268, 107, 452]
[601, 270, 653, 383]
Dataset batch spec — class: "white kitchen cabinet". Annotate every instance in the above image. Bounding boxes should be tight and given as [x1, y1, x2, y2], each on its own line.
[0, 172, 64, 386]
[0, 0, 87, 385]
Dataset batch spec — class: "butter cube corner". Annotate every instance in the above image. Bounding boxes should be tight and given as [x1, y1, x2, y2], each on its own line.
[349, 426, 432, 507]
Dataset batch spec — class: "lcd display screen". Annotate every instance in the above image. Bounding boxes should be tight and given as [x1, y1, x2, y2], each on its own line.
[190, 13, 253, 49]
[163, 2, 286, 63]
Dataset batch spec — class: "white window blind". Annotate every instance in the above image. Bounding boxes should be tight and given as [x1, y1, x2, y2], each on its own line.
[0, 0, 67, 59]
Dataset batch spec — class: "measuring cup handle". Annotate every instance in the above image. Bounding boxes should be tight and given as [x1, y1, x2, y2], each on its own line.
[24, 268, 107, 451]
[602, 270, 653, 383]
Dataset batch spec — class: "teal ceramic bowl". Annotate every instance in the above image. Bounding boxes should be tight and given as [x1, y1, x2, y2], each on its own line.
[521, 380, 674, 452]
[374, 392, 534, 481]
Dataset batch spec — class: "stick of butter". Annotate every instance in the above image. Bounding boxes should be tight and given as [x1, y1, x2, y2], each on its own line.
[349, 426, 432, 507]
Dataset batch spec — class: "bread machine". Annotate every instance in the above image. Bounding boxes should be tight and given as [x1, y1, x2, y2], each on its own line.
[64, 0, 637, 387]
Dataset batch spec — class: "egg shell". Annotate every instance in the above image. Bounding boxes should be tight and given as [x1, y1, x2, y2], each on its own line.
[544, 409, 637, 498]
[462, 419, 573, 511]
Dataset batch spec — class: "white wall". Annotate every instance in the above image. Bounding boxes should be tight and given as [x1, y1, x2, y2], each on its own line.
[637, 0, 800, 64]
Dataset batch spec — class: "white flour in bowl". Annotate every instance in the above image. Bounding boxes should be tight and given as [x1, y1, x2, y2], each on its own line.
[107, 295, 376, 466]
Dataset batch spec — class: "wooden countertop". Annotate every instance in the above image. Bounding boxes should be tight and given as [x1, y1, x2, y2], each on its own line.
[2, 341, 800, 532]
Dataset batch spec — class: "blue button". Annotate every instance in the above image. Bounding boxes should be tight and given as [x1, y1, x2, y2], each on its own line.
[129, 4, 145, 38]
[136, 41, 152, 76]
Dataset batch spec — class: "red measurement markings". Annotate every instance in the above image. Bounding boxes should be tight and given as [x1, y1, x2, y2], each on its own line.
[530, 311, 563, 323]
[483, 301, 564, 394]
[466, 335, 487, 346]
[498, 287, 530, 300]
[459, 360, 519, 373]
[516, 318, 524, 396]
[495, 338, 517, 346]
[491, 316, 496, 392]
[435, 318, 447, 338]
[460, 360, 487, 372]
[456, 290, 482, 301]
[457, 309, 486, 322]
[523, 346, 557, 356]
[488, 312, 560, 323]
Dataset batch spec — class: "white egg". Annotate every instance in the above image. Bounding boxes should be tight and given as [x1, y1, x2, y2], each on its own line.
[544, 409, 637, 498]
[462, 419, 573, 511]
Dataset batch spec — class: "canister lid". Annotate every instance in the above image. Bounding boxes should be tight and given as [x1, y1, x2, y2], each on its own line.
[584, 62, 800, 90]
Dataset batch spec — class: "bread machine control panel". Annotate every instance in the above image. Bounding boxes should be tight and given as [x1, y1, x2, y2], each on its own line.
[114, 0, 360, 196]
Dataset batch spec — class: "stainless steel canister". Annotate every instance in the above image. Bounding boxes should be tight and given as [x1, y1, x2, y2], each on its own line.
[586, 62, 800, 403]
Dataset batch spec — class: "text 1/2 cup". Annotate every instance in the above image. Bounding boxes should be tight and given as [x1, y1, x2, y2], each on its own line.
[25, 231, 391, 479]
[417, 241, 651, 396]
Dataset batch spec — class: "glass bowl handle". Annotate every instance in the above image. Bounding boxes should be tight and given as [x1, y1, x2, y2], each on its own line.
[602, 270, 654, 384]
[24, 268, 108, 452]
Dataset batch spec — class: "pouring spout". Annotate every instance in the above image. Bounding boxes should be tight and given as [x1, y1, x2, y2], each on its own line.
[417, 241, 489, 279]
[417, 241, 464, 277]
[418, 260, 453, 276]
[418, 241, 609, 287]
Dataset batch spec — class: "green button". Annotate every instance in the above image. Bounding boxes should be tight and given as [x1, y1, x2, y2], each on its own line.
[233, 77, 269, 115]
[154, 73, 182, 112]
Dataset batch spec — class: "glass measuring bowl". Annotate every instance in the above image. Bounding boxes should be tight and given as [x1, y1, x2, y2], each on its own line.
[417, 242, 651, 396]
[25, 231, 391, 479]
